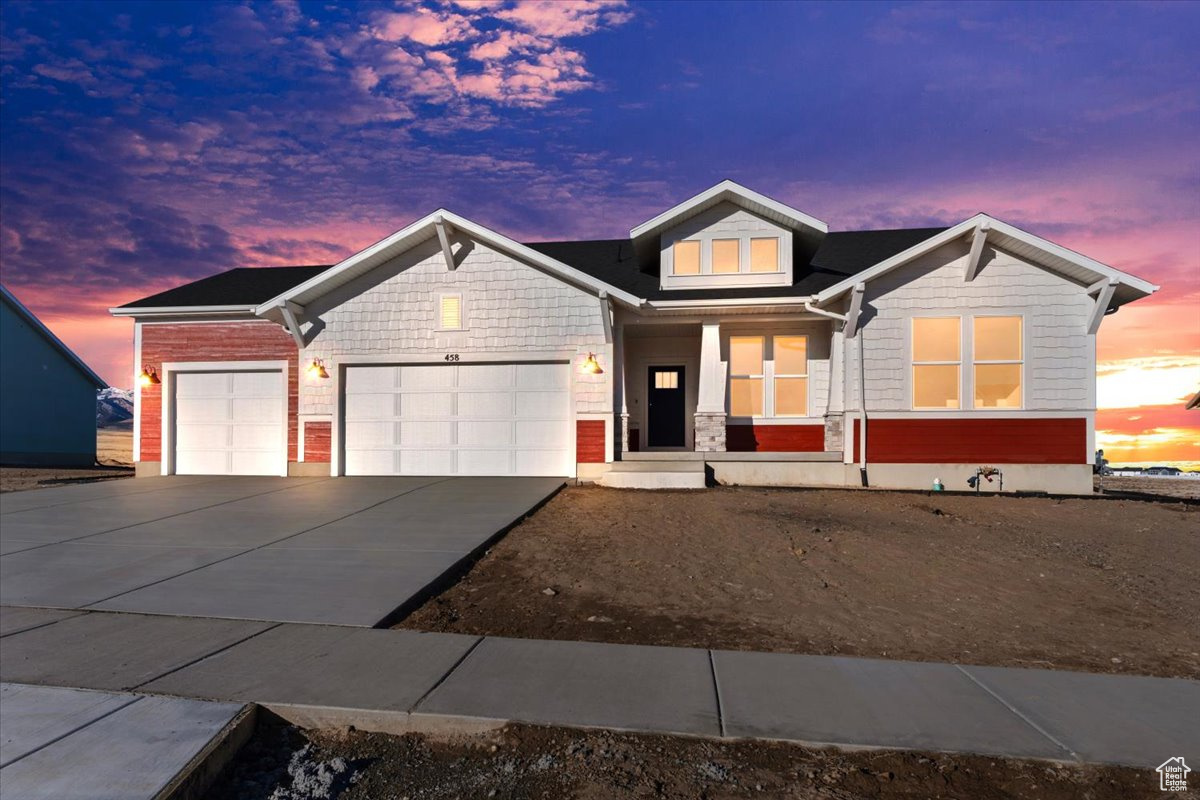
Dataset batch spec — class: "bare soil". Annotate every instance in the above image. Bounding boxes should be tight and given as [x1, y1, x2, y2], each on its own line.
[204, 718, 1181, 800]
[1097, 475, 1200, 500]
[400, 486, 1200, 679]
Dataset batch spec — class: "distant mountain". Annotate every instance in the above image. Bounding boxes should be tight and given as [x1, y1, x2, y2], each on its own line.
[97, 387, 133, 427]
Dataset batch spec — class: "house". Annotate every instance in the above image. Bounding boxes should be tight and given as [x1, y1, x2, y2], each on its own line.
[2, 284, 108, 466]
[110, 181, 1158, 493]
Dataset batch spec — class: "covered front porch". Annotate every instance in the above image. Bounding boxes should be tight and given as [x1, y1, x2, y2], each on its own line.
[611, 314, 847, 458]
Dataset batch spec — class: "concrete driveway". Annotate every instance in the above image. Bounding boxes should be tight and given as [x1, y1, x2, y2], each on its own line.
[0, 476, 562, 626]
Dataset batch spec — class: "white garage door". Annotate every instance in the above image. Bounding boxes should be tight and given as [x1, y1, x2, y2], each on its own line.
[174, 371, 285, 475]
[343, 363, 572, 476]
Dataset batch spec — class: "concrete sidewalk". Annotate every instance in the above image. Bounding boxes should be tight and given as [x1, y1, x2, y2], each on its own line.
[0, 682, 247, 799]
[3, 606, 1196, 769]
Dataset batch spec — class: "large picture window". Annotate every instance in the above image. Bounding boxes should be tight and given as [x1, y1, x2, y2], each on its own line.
[773, 335, 808, 416]
[912, 317, 961, 409]
[974, 316, 1023, 408]
[729, 336, 764, 416]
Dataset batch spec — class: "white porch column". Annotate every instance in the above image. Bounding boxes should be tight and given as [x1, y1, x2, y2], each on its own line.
[824, 327, 845, 452]
[614, 315, 629, 453]
[695, 320, 726, 452]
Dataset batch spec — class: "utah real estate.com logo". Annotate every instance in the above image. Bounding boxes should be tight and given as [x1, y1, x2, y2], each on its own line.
[1157, 757, 1191, 792]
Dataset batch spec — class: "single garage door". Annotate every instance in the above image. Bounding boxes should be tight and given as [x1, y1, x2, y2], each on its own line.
[174, 370, 285, 475]
[343, 363, 571, 476]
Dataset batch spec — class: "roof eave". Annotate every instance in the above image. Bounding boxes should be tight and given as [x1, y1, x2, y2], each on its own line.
[109, 304, 259, 318]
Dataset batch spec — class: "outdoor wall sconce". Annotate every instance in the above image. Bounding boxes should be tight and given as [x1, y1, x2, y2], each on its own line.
[137, 366, 161, 386]
[306, 358, 330, 379]
[581, 353, 604, 374]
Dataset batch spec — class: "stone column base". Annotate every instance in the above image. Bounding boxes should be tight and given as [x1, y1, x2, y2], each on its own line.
[823, 412, 844, 453]
[619, 412, 630, 455]
[693, 412, 727, 452]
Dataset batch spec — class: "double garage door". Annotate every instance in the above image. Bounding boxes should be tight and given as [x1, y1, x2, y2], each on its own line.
[343, 362, 572, 477]
[171, 362, 573, 477]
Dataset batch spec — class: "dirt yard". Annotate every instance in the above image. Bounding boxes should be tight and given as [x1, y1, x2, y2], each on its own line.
[204, 718, 1175, 800]
[1097, 475, 1200, 500]
[400, 486, 1199, 679]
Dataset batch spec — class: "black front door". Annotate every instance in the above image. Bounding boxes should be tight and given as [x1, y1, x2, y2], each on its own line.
[647, 365, 686, 448]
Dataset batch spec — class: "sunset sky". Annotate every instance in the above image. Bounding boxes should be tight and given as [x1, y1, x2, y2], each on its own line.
[1, 0, 1197, 465]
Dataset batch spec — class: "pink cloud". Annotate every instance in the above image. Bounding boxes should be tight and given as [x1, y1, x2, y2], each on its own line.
[371, 8, 474, 47]
[496, 1, 631, 38]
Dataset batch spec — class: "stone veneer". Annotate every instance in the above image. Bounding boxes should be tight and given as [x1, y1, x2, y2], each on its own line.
[693, 412, 726, 452]
[823, 412, 844, 453]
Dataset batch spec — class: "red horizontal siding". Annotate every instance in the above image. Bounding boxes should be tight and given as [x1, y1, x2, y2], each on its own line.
[139, 322, 298, 463]
[726, 424, 825, 453]
[865, 417, 1087, 464]
[304, 421, 331, 463]
[576, 420, 606, 463]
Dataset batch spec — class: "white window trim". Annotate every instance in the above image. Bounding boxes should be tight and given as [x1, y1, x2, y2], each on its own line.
[911, 315, 962, 410]
[711, 238, 742, 274]
[671, 240, 701, 276]
[972, 314, 1025, 410]
[772, 334, 809, 418]
[438, 292, 465, 331]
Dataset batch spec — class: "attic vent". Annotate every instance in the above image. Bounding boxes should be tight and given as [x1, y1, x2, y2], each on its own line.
[439, 294, 462, 330]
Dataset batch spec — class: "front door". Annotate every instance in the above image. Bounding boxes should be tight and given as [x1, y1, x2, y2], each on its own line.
[647, 365, 686, 448]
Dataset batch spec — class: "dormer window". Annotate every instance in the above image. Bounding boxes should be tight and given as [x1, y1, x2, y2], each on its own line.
[672, 241, 700, 275]
[712, 239, 740, 273]
[750, 238, 778, 273]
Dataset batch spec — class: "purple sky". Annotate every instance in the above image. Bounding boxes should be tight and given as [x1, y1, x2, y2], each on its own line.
[1, 0, 1197, 463]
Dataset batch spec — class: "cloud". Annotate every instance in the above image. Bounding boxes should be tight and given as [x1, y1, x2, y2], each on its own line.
[371, 7, 475, 47]
[495, 0, 632, 38]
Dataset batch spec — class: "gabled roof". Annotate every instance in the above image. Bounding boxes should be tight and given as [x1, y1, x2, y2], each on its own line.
[114, 266, 331, 312]
[814, 214, 1159, 309]
[628, 180, 828, 258]
[255, 209, 643, 313]
[1, 284, 107, 388]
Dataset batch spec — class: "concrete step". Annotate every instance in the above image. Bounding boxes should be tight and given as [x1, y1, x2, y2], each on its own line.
[598, 464, 707, 489]
[609, 461, 705, 472]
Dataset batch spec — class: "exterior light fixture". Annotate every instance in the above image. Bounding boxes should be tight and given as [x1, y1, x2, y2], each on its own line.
[582, 353, 604, 375]
[137, 366, 161, 386]
[306, 358, 330, 379]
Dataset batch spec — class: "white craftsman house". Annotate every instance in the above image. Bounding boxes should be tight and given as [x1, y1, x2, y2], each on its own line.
[111, 181, 1157, 493]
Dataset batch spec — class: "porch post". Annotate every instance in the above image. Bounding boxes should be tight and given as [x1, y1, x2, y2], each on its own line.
[694, 320, 726, 452]
[824, 326, 845, 452]
[614, 316, 629, 454]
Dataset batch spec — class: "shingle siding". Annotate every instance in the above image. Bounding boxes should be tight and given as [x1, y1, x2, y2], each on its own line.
[299, 238, 610, 418]
[857, 240, 1094, 412]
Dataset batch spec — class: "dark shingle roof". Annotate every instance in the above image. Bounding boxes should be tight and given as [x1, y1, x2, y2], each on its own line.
[527, 227, 948, 301]
[117, 226, 948, 309]
[118, 265, 332, 309]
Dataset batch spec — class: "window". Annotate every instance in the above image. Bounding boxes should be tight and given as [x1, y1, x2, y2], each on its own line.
[912, 317, 960, 408]
[439, 293, 462, 329]
[773, 335, 808, 416]
[654, 370, 679, 389]
[673, 240, 700, 275]
[729, 336, 764, 416]
[712, 239, 740, 273]
[974, 316, 1022, 408]
[750, 238, 778, 273]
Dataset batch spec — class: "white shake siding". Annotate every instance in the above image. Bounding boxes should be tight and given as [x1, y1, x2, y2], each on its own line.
[858, 240, 1095, 412]
[298, 238, 610, 417]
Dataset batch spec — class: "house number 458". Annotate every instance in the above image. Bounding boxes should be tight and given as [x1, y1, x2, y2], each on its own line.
[444, 353, 460, 362]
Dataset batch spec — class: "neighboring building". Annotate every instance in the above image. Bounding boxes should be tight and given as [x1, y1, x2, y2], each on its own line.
[2, 284, 107, 466]
[110, 181, 1158, 493]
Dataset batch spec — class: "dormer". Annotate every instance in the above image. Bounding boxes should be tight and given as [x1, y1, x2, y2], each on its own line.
[630, 180, 828, 291]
